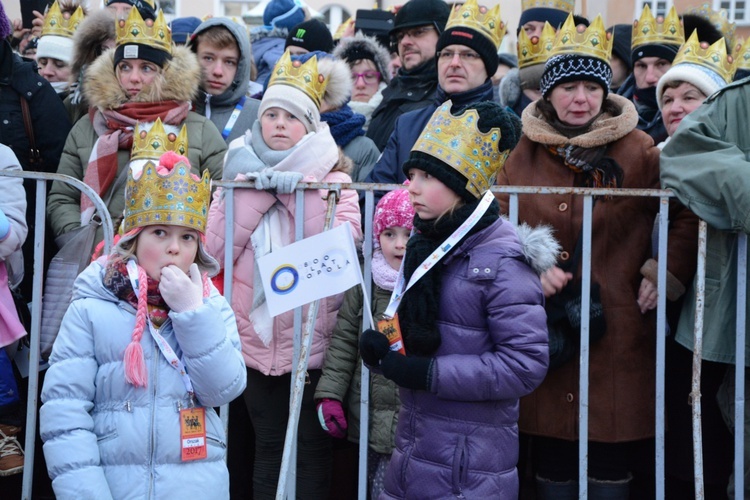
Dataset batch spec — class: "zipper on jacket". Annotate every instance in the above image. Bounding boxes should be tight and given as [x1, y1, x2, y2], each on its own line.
[147, 338, 158, 498]
[125, 401, 132, 412]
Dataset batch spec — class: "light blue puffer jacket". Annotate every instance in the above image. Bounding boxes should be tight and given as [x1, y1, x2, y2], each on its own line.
[40, 259, 246, 499]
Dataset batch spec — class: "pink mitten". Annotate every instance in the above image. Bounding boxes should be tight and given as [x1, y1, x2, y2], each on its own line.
[316, 398, 347, 439]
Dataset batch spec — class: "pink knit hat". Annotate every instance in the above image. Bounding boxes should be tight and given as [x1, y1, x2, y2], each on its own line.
[373, 185, 415, 248]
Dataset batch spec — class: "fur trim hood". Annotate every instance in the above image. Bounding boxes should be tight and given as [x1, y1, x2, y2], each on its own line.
[316, 56, 353, 110]
[250, 26, 290, 44]
[514, 221, 561, 275]
[70, 6, 115, 84]
[521, 93, 639, 148]
[86, 45, 201, 109]
[333, 33, 392, 85]
[498, 68, 521, 108]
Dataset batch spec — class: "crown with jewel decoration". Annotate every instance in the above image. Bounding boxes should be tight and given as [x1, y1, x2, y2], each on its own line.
[517, 21, 556, 68]
[549, 13, 612, 62]
[632, 5, 684, 50]
[673, 30, 735, 84]
[115, 7, 172, 54]
[732, 36, 750, 72]
[411, 101, 507, 199]
[131, 119, 189, 162]
[445, 0, 506, 50]
[124, 161, 210, 233]
[40, 1, 85, 39]
[521, 0, 574, 13]
[268, 50, 328, 108]
[686, 3, 736, 50]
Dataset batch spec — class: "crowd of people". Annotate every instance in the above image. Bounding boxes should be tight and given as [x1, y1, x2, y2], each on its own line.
[0, 0, 748, 498]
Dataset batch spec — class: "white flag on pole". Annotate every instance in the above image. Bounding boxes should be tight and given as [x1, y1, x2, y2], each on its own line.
[256, 222, 362, 317]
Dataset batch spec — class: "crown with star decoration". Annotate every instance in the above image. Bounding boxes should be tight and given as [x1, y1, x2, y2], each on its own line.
[268, 50, 328, 108]
[632, 5, 684, 50]
[115, 6, 172, 54]
[131, 119, 189, 162]
[444, 0, 506, 50]
[548, 13, 612, 62]
[124, 159, 210, 233]
[40, 1, 85, 39]
[411, 101, 508, 199]
[673, 30, 735, 84]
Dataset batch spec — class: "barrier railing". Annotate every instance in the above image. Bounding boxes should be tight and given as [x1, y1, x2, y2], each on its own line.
[8, 174, 746, 500]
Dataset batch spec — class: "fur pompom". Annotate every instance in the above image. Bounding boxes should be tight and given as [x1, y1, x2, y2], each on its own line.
[514, 222, 561, 275]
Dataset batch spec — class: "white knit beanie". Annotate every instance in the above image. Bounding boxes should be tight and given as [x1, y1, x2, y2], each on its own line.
[259, 84, 320, 133]
[657, 62, 727, 110]
[36, 34, 75, 64]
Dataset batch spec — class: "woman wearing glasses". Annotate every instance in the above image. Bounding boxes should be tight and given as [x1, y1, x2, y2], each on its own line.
[334, 33, 392, 131]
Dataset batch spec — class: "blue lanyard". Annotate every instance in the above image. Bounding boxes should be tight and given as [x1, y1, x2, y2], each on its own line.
[222, 96, 247, 140]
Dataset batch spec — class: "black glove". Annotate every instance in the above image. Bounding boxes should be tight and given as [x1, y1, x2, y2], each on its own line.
[359, 329, 390, 367]
[380, 352, 435, 391]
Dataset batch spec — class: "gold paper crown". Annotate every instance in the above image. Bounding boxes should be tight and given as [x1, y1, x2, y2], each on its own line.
[549, 14, 612, 62]
[517, 21, 556, 68]
[673, 31, 735, 84]
[124, 161, 210, 233]
[521, 0, 574, 14]
[733, 37, 750, 72]
[445, 0, 506, 50]
[268, 51, 328, 107]
[131, 119, 189, 161]
[686, 3, 736, 50]
[411, 101, 508, 199]
[632, 5, 684, 50]
[41, 1, 85, 39]
[115, 7, 172, 54]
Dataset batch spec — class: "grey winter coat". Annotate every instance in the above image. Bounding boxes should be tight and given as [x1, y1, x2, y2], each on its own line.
[189, 17, 261, 144]
[381, 218, 551, 499]
[40, 260, 246, 499]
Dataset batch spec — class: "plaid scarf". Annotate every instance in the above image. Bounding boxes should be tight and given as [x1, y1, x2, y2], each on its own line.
[81, 100, 191, 220]
[103, 257, 169, 327]
[547, 144, 623, 191]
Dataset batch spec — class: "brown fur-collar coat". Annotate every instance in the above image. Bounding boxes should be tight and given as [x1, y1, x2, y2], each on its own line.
[496, 94, 698, 442]
[86, 45, 201, 110]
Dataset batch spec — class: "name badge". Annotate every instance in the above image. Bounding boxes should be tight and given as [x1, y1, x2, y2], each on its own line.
[180, 407, 207, 461]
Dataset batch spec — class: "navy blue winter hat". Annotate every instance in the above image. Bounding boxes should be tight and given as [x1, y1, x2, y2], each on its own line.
[170, 17, 202, 45]
[264, 0, 306, 30]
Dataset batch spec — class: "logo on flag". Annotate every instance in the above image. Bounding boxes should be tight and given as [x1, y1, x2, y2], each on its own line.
[257, 222, 362, 317]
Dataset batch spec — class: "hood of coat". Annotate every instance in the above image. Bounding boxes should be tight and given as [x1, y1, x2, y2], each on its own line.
[499, 68, 521, 108]
[521, 93, 639, 148]
[72, 260, 121, 306]
[188, 17, 251, 108]
[443, 217, 560, 275]
[70, 8, 116, 85]
[86, 45, 201, 109]
[333, 33, 393, 85]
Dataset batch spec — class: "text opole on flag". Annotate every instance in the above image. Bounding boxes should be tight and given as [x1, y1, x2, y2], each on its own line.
[257, 222, 362, 317]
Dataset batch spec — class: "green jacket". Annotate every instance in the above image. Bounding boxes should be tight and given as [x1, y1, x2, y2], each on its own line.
[47, 111, 226, 240]
[314, 281, 400, 455]
[660, 80, 750, 365]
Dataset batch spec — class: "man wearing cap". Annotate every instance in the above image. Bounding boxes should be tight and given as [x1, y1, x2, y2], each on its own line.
[617, 6, 683, 144]
[366, 0, 503, 189]
[189, 17, 261, 144]
[286, 18, 333, 55]
[365, 0, 450, 151]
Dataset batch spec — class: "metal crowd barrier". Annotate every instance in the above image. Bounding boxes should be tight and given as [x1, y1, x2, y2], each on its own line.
[8, 173, 747, 500]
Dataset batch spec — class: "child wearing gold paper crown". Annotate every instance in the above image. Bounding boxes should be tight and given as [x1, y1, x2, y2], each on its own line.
[205, 50, 362, 498]
[359, 101, 555, 498]
[39, 152, 247, 499]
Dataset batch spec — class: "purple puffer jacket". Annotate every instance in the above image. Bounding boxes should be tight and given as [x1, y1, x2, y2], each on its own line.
[381, 218, 550, 499]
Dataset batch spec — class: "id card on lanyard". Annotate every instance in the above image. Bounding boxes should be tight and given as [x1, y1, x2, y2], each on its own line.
[126, 260, 208, 461]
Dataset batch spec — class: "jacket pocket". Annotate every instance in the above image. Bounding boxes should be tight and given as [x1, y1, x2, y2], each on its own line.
[451, 434, 468, 496]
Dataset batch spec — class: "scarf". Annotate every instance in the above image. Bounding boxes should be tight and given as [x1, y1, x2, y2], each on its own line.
[633, 86, 659, 121]
[103, 257, 169, 327]
[81, 100, 191, 220]
[321, 105, 365, 148]
[371, 249, 398, 292]
[547, 143, 623, 191]
[398, 198, 499, 356]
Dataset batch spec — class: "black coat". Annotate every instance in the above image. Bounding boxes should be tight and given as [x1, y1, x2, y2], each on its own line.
[365, 58, 438, 151]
